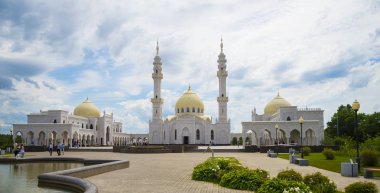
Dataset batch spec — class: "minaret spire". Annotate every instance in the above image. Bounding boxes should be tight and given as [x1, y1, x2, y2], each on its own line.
[220, 37, 224, 53]
[151, 41, 163, 121]
[156, 41, 159, 56]
[217, 39, 228, 123]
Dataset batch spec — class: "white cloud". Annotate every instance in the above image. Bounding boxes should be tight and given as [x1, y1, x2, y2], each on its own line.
[1, 0, 380, 134]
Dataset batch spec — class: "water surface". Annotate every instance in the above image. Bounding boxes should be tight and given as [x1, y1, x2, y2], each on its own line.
[0, 162, 84, 193]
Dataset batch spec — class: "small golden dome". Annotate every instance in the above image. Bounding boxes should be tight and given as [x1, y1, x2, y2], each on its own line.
[264, 93, 291, 115]
[73, 98, 101, 117]
[175, 87, 204, 115]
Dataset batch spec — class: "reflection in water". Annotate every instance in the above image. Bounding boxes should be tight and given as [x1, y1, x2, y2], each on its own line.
[0, 162, 84, 193]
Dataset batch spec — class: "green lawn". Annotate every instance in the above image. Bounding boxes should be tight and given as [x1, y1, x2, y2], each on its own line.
[278, 153, 380, 177]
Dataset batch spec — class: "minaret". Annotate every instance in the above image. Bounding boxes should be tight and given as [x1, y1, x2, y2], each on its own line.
[151, 41, 163, 120]
[217, 38, 228, 123]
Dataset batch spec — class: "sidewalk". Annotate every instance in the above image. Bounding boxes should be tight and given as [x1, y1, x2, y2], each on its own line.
[13, 151, 379, 193]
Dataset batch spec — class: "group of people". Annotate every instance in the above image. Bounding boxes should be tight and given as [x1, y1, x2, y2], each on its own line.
[48, 142, 65, 156]
[13, 143, 25, 159]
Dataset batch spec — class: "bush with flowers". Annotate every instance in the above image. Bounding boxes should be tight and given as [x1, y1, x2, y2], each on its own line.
[258, 178, 311, 193]
[192, 157, 242, 183]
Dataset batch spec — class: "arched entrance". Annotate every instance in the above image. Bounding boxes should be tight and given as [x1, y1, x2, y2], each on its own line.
[182, 127, 189, 144]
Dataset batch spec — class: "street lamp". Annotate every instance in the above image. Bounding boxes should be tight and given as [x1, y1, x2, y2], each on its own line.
[10, 128, 13, 145]
[298, 116, 304, 158]
[275, 123, 279, 156]
[352, 99, 360, 171]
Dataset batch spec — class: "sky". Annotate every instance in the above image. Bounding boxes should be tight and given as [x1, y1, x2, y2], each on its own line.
[0, 0, 380, 135]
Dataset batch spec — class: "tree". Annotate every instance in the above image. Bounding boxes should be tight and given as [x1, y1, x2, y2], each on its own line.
[231, 137, 238, 145]
[238, 137, 243, 145]
[325, 105, 379, 142]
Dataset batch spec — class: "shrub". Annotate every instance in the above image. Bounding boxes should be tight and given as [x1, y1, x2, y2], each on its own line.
[361, 136, 380, 152]
[345, 182, 378, 193]
[303, 172, 337, 193]
[322, 148, 336, 160]
[257, 178, 311, 193]
[192, 160, 220, 183]
[192, 157, 241, 183]
[277, 169, 302, 181]
[360, 150, 379, 167]
[220, 168, 269, 191]
[303, 147, 311, 156]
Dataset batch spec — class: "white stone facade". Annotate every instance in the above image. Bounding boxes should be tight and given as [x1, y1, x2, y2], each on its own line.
[13, 109, 130, 147]
[241, 101, 324, 147]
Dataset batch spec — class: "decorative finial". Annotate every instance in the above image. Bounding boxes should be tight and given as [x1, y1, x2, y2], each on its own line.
[220, 37, 223, 53]
[156, 40, 159, 56]
[277, 91, 280, 97]
[188, 83, 191, 90]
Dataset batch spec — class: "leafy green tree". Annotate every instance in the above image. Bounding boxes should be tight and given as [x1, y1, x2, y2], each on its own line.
[238, 137, 243, 145]
[325, 105, 366, 141]
[231, 137, 238, 145]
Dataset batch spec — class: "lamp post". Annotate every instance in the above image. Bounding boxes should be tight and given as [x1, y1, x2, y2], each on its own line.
[298, 116, 304, 158]
[275, 123, 279, 156]
[352, 99, 360, 171]
[10, 128, 13, 145]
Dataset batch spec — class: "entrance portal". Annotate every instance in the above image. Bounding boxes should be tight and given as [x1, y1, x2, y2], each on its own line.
[183, 136, 189, 144]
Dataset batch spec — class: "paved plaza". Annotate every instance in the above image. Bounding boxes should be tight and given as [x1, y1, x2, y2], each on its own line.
[5, 151, 380, 192]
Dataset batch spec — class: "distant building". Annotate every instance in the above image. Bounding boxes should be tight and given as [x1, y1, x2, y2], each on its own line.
[241, 93, 324, 146]
[13, 98, 131, 146]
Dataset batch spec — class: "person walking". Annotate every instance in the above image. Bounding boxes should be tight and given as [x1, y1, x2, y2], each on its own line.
[49, 142, 53, 156]
[61, 143, 65, 155]
[13, 143, 18, 158]
[56, 143, 61, 156]
[20, 144, 25, 158]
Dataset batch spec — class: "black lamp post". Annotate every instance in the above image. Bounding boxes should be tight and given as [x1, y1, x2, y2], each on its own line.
[275, 123, 279, 155]
[10, 128, 13, 145]
[298, 116, 304, 158]
[352, 99, 360, 171]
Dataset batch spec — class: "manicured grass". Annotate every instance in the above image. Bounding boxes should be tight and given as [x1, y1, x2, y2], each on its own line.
[278, 153, 380, 177]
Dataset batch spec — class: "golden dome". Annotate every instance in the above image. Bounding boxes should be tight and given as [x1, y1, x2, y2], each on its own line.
[73, 98, 101, 117]
[264, 93, 291, 115]
[175, 87, 204, 115]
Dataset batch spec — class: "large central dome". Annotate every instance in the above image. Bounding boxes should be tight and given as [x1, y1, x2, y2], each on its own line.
[264, 93, 291, 115]
[73, 98, 101, 117]
[175, 87, 204, 115]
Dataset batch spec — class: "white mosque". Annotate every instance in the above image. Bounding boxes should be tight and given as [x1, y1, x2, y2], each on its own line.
[12, 98, 130, 147]
[241, 93, 325, 146]
[149, 41, 231, 145]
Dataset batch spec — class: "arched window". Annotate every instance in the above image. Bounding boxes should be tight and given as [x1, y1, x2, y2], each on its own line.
[82, 123, 84, 128]
[222, 94, 224, 97]
[181, 108, 184, 113]
[211, 130, 214, 140]
[287, 116, 291, 121]
[187, 107, 190, 112]
[53, 119, 57, 123]
[156, 70, 158, 73]
[177, 108, 179, 113]
[86, 124, 88, 129]
[155, 95, 157, 99]
[63, 120, 65, 123]
[192, 107, 195, 112]
[197, 108, 200, 113]
[196, 129, 200, 140]
[90, 124, 93, 129]
[174, 129, 177, 140]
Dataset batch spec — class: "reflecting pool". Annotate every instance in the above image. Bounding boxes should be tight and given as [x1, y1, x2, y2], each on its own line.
[0, 162, 84, 193]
